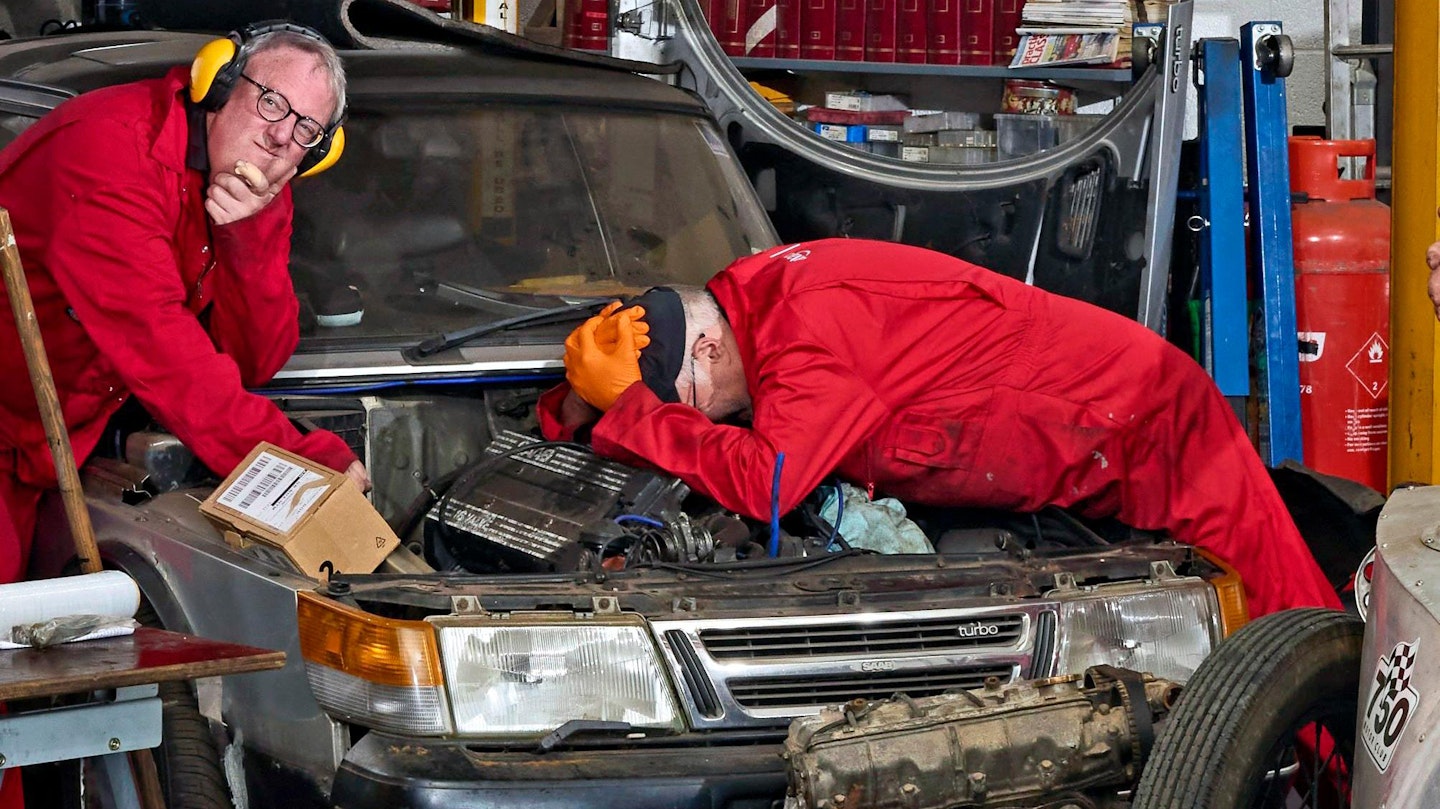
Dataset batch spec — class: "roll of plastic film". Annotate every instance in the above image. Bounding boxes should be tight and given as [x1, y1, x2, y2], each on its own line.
[0, 571, 140, 631]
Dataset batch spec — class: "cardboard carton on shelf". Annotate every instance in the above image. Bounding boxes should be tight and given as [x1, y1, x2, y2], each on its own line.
[199, 443, 399, 581]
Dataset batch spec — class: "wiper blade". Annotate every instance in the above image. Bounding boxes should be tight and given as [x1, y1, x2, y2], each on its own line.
[534, 719, 634, 754]
[405, 301, 607, 361]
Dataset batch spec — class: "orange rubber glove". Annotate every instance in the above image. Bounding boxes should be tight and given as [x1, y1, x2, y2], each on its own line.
[565, 305, 648, 410]
[592, 301, 650, 351]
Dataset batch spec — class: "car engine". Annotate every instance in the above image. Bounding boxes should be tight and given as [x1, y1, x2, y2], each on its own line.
[424, 430, 759, 573]
[785, 666, 1182, 809]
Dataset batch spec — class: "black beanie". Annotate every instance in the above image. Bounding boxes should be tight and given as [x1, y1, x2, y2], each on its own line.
[617, 287, 687, 403]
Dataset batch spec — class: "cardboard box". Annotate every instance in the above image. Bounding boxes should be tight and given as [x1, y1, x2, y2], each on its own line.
[824, 92, 909, 112]
[903, 109, 983, 133]
[867, 125, 902, 142]
[200, 443, 398, 581]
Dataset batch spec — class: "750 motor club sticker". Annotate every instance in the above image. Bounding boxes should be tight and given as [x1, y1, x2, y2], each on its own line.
[1362, 639, 1420, 773]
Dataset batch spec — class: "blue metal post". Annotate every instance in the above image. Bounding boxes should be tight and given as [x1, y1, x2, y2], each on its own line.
[1240, 21, 1303, 465]
[1195, 38, 1249, 397]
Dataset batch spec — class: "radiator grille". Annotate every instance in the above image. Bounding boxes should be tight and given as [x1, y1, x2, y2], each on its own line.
[728, 665, 1017, 709]
[665, 630, 724, 719]
[698, 613, 1025, 660]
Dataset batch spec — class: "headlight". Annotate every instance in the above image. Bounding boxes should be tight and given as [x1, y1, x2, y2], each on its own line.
[1051, 578, 1222, 682]
[436, 617, 684, 736]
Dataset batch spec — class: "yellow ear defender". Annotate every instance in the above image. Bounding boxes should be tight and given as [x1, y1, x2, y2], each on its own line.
[189, 36, 238, 107]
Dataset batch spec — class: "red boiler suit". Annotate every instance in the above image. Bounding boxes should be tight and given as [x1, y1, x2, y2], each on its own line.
[540, 238, 1339, 616]
[0, 66, 357, 584]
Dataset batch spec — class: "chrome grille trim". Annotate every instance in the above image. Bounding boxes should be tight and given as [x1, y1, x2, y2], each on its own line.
[729, 664, 1019, 709]
[651, 605, 1048, 729]
[698, 612, 1027, 658]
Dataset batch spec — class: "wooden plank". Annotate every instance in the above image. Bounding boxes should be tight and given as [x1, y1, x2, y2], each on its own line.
[0, 208, 103, 573]
[0, 628, 285, 702]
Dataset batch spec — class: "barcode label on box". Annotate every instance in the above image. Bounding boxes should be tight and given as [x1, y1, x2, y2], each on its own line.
[217, 452, 328, 534]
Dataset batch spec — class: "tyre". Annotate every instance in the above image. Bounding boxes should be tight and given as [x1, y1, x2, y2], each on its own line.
[132, 601, 233, 809]
[1133, 608, 1363, 809]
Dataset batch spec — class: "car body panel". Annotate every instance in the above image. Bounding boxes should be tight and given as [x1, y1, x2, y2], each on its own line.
[1353, 485, 1440, 807]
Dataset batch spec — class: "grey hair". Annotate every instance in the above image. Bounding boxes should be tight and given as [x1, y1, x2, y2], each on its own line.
[244, 29, 347, 127]
[672, 286, 726, 389]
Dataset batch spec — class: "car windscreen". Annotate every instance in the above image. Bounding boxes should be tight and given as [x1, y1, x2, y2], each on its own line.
[289, 100, 775, 352]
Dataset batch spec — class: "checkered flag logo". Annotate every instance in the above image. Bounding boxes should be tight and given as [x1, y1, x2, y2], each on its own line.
[1389, 642, 1417, 693]
[1364, 638, 1422, 773]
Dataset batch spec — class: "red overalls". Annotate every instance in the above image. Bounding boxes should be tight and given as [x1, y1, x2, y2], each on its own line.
[0, 67, 355, 584]
[541, 238, 1339, 616]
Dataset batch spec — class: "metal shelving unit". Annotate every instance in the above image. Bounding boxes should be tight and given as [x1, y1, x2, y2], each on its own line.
[727, 58, 1133, 83]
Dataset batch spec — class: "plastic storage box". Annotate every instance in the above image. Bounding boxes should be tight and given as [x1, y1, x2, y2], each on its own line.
[995, 113, 1059, 159]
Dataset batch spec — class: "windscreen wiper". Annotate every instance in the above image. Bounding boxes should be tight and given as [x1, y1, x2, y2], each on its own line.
[405, 301, 607, 361]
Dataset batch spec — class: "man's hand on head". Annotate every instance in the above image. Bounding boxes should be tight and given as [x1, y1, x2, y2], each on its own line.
[564, 307, 646, 410]
[593, 301, 651, 350]
[205, 160, 296, 225]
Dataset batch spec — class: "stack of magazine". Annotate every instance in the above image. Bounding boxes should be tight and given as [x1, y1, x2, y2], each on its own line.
[1009, 0, 1175, 68]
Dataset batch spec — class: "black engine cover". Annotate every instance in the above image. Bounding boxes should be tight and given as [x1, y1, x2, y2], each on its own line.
[425, 431, 688, 573]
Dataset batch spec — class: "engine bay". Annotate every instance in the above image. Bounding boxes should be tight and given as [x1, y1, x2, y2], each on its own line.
[111, 383, 1168, 580]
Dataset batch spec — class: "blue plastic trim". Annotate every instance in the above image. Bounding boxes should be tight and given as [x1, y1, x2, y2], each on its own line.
[261, 373, 562, 397]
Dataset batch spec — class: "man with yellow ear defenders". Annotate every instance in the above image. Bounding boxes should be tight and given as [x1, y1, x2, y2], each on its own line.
[0, 21, 369, 604]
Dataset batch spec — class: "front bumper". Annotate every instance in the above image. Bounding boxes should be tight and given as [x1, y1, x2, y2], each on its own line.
[330, 732, 788, 809]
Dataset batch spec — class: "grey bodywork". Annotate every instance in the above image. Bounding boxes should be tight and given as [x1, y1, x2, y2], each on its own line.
[1352, 485, 1440, 807]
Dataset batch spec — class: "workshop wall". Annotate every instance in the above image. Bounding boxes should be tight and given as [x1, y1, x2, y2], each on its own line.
[0, 1, 82, 38]
[1189, 0, 1359, 134]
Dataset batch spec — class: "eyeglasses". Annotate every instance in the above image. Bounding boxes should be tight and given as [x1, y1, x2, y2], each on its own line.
[238, 73, 327, 149]
[689, 333, 706, 410]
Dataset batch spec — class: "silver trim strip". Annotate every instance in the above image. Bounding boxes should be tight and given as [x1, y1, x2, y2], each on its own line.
[271, 358, 563, 382]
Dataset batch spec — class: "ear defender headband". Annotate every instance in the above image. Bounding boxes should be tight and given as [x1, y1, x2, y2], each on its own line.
[189, 20, 346, 178]
[619, 287, 689, 404]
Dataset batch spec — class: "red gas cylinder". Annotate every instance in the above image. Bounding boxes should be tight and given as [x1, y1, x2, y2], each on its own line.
[1290, 136, 1391, 491]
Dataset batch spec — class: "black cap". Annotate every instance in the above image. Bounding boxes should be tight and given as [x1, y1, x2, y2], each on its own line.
[618, 287, 687, 403]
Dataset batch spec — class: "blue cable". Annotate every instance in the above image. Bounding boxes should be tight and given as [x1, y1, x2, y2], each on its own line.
[768, 452, 785, 557]
[614, 514, 664, 528]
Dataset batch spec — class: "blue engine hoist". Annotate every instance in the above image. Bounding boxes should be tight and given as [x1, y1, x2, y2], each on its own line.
[1191, 22, 1302, 467]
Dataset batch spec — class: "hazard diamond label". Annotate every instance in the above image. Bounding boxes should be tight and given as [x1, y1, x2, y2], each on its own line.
[1346, 332, 1389, 400]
